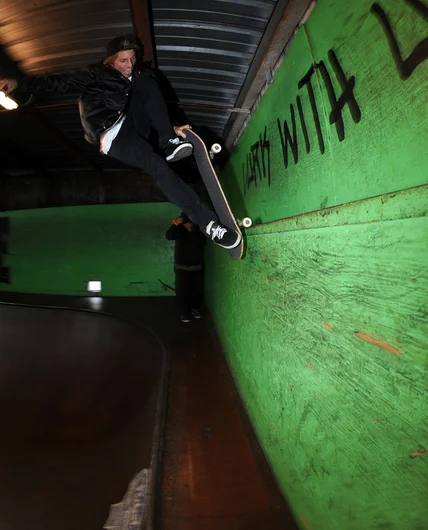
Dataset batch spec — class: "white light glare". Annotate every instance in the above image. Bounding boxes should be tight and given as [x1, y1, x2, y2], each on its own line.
[88, 297, 103, 310]
[0, 91, 18, 110]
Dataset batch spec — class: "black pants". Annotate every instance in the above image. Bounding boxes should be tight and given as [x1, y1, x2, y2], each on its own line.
[108, 73, 216, 228]
[175, 269, 203, 315]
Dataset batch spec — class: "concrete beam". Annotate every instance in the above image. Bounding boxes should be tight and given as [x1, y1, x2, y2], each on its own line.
[129, 0, 157, 67]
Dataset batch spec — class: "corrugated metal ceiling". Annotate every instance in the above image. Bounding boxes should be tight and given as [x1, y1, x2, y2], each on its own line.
[152, 0, 277, 136]
[0, 0, 283, 171]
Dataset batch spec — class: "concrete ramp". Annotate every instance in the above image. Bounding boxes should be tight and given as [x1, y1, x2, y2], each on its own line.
[0, 303, 166, 530]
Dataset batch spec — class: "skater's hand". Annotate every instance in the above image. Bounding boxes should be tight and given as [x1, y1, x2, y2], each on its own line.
[174, 124, 192, 138]
[0, 78, 18, 95]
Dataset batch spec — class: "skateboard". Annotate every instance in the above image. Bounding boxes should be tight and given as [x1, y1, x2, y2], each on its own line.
[185, 129, 251, 260]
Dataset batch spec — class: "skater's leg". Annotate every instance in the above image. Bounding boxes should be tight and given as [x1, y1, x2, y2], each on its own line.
[127, 73, 193, 162]
[109, 119, 241, 248]
[127, 73, 175, 147]
[109, 119, 216, 227]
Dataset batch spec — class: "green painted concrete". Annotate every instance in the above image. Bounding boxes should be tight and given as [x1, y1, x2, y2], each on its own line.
[206, 1, 428, 529]
[208, 209, 427, 530]
[0, 203, 178, 296]
[225, 0, 428, 224]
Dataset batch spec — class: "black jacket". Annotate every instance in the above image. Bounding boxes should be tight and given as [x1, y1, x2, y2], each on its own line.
[16, 62, 154, 144]
[165, 224, 206, 268]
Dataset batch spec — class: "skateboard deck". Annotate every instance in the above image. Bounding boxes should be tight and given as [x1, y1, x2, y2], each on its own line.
[185, 129, 244, 260]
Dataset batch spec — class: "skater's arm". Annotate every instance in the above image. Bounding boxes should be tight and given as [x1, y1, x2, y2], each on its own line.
[0, 68, 95, 97]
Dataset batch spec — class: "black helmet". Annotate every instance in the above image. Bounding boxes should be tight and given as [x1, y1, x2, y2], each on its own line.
[105, 34, 143, 58]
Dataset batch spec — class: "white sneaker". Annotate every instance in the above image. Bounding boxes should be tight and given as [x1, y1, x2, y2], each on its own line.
[165, 137, 193, 162]
[205, 221, 241, 249]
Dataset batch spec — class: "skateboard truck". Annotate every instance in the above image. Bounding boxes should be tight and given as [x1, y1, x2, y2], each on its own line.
[209, 143, 222, 160]
[237, 217, 252, 228]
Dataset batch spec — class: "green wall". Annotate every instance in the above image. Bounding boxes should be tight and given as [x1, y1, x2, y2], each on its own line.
[206, 1, 428, 529]
[226, 0, 428, 223]
[0, 203, 178, 296]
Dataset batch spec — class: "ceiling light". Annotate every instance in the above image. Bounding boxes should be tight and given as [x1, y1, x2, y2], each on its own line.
[0, 91, 18, 110]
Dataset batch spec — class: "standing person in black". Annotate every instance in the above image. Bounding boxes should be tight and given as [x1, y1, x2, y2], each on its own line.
[0, 34, 241, 251]
[166, 213, 206, 323]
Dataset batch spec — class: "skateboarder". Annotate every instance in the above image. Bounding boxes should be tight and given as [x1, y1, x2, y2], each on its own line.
[166, 213, 205, 323]
[0, 34, 241, 250]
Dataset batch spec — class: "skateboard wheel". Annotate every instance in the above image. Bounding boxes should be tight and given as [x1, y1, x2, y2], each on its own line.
[211, 143, 222, 154]
[238, 217, 252, 228]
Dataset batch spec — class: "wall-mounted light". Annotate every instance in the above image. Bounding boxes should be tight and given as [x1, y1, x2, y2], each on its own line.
[86, 280, 102, 293]
[0, 91, 18, 110]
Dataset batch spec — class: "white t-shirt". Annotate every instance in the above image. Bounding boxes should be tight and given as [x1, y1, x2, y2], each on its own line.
[100, 114, 126, 154]
[100, 75, 132, 155]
